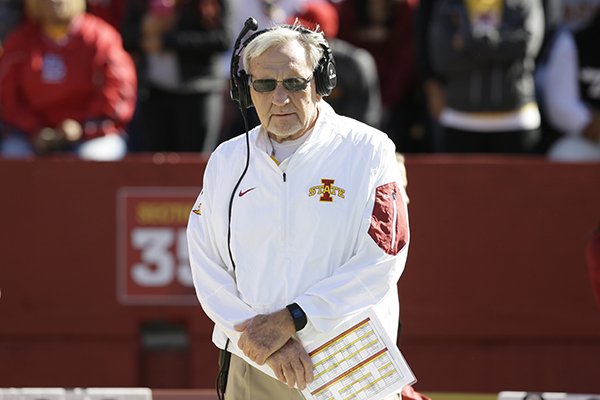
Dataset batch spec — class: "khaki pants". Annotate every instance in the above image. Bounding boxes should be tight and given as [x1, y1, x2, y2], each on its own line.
[224, 354, 304, 400]
[224, 354, 401, 400]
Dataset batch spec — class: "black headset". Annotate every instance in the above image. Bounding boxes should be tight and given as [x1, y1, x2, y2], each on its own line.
[229, 17, 337, 109]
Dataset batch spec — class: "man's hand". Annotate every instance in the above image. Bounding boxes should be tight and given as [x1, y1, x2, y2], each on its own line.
[33, 119, 83, 155]
[58, 119, 82, 142]
[33, 127, 65, 154]
[234, 308, 296, 365]
[266, 338, 314, 390]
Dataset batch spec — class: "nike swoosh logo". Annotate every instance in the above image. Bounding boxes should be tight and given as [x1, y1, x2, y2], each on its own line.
[238, 187, 256, 197]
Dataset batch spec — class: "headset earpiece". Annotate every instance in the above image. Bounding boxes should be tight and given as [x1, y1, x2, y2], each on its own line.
[236, 70, 253, 108]
[230, 73, 240, 103]
[231, 67, 253, 108]
[314, 45, 337, 96]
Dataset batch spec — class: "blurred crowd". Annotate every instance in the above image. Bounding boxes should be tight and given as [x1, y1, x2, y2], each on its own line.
[0, 0, 599, 161]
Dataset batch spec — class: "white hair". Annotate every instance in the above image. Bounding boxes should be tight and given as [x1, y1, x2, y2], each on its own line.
[242, 22, 329, 75]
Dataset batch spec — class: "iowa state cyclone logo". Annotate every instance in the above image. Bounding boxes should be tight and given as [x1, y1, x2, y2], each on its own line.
[308, 179, 346, 202]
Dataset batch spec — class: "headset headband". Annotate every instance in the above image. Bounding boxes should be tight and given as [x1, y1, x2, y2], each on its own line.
[229, 17, 337, 109]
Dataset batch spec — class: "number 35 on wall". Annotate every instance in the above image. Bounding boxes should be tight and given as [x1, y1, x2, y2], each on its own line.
[117, 187, 199, 305]
[131, 227, 192, 288]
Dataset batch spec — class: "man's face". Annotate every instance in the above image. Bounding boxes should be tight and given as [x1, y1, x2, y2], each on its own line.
[39, 0, 77, 24]
[249, 40, 320, 142]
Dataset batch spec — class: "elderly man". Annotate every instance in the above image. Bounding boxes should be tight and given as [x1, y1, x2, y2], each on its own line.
[187, 21, 410, 399]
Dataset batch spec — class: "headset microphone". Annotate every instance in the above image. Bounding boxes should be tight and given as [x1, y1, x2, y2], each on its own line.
[236, 17, 259, 48]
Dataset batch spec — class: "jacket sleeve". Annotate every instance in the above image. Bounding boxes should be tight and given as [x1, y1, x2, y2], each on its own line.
[76, 27, 137, 137]
[187, 154, 258, 335]
[0, 30, 46, 135]
[543, 30, 591, 136]
[294, 141, 409, 336]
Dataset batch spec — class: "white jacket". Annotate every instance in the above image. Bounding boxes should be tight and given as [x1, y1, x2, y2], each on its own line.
[187, 102, 410, 375]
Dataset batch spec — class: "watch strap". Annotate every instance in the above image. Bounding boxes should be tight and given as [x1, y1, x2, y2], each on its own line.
[286, 303, 307, 331]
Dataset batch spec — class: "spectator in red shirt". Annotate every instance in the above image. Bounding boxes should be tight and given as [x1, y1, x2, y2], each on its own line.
[0, 0, 137, 160]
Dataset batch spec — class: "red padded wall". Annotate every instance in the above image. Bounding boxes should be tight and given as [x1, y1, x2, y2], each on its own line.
[0, 155, 599, 393]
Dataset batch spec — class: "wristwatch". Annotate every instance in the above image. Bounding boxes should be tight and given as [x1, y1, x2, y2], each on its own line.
[286, 303, 307, 331]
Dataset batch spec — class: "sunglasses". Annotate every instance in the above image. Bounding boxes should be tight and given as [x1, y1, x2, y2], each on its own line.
[251, 76, 313, 93]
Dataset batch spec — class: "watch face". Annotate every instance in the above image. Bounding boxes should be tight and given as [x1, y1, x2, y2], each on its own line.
[291, 308, 303, 318]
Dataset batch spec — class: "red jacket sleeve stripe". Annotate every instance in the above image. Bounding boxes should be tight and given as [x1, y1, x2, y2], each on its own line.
[368, 182, 408, 255]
